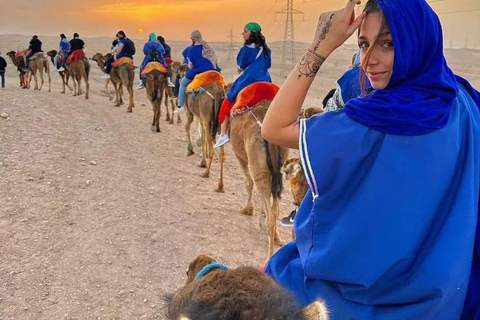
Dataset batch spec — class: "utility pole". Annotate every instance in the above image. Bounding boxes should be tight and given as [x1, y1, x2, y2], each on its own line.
[227, 29, 236, 61]
[276, 0, 304, 77]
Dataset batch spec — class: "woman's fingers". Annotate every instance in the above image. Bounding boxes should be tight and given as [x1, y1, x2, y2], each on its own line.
[345, 0, 361, 17]
[347, 12, 367, 35]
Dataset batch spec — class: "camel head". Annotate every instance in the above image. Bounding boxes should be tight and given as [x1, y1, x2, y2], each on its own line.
[90, 52, 104, 63]
[224, 82, 233, 94]
[282, 158, 304, 182]
[185, 254, 215, 285]
[299, 107, 323, 119]
[46, 50, 57, 58]
[170, 61, 188, 77]
[6, 51, 15, 60]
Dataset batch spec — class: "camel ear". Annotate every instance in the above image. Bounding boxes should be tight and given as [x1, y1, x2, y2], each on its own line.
[302, 300, 329, 320]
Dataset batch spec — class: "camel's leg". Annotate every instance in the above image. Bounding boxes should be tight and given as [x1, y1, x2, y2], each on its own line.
[111, 80, 120, 106]
[106, 79, 113, 101]
[61, 73, 66, 94]
[254, 174, 278, 260]
[66, 74, 72, 91]
[271, 197, 284, 246]
[165, 88, 171, 122]
[185, 108, 195, 156]
[45, 61, 51, 92]
[32, 71, 39, 91]
[235, 156, 254, 215]
[77, 75, 82, 96]
[119, 84, 125, 106]
[201, 120, 214, 178]
[39, 65, 45, 91]
[72, 74, 78, 96]
[126, 84, 134, 113]
[216, 146, 225, 192]
[84, 74, 89, 99]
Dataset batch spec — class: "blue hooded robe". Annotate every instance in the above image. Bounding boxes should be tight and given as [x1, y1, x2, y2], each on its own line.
[265, 1, 480, 319]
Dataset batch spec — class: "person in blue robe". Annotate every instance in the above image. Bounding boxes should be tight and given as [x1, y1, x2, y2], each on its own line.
[214, 22, 272, 148]
[261, 0, 480, 319]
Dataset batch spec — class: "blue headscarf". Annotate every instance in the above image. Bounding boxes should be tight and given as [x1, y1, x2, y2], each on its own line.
[343, 0, 480, 136]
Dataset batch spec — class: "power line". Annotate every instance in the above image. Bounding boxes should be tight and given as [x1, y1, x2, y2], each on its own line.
[277, 0, 305, 76]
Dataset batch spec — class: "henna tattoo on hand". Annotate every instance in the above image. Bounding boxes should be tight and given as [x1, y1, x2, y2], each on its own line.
[313, 12, 335, 52]
[296, 50, 326, 79]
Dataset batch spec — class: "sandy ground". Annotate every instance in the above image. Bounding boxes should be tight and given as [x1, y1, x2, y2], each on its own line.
[0, 35, 479, 319]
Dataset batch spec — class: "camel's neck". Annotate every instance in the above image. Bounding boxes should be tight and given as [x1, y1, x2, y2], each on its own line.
[8, 56, 18, 67]
[96, 58, 106, 70]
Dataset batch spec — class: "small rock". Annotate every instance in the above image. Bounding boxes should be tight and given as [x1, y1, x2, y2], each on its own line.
[90, 161, 97, 166]
[0, 113, 8, 119]
[86, 180, 91, 185]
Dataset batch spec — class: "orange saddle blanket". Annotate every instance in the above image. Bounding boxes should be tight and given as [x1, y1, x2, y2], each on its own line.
[231, 82, 280, 113]
[187, 71, 226, 91]
[112, 57, 134, 67]
[141, 62, 168, 77]
[67, 50, 86, 63]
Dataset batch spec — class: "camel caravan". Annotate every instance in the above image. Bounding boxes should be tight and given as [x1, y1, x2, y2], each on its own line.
[5, 26, 329, 320]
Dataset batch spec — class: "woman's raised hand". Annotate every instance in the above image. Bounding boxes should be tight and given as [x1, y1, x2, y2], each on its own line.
[309, 0, 366, 58]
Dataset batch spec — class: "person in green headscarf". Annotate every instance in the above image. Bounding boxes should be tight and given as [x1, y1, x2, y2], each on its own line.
[137, 32, 167, 90]
[214, 22, 272, 148]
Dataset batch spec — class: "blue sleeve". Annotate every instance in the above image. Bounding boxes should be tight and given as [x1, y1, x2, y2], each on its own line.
[143, 43, 150, 55]
[187, 47, 196, 66]
[182, 47, 190, 60]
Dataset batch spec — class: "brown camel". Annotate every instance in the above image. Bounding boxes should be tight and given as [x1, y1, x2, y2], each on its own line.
[90, 53, 114, 101]
[46, 50, 72, 94]
[67, 54, 90, 99]
[164, 254, 329, 320]
[282, 158, 309, 209]
[6, 51, 29, 89]
[111, 57, 135, 112]
[184, 82, 226, 192]
[144, 67, 167, 132]
[229, 99, 289, 259]
[164, 61, 187, 124]
[23, 52, 51, 92]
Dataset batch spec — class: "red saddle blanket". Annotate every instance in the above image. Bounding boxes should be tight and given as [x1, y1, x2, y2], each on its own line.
[141, 62, 168, 77]
[112, 57, 134, 67]
[231, 82, 280, 113]
[67, 50, 86, 63]
[165, 57, 174, 66]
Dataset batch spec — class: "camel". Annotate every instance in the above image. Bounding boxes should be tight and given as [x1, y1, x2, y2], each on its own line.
[110, 57, 135, 113]
[23, 51, 51, 92]
[164, 61, 187, 124]
[66, 54, 90, 99]
[46, 50, 72, 94]
[229, 99, 289, 259]
[164, 254, 329, 320]
[90, 53, 114, 101]
[184, 82, 226, 192]
[144, 66, 167, 132]
[6, 51, 29, 89]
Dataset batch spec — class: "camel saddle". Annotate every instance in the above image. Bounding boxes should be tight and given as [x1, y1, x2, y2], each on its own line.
[67, 49, 86, 64]
[29, 52, 45, 61]
[141, 62, 168, 77]
[165, 57, 174, 66]
[112, 57, 134, 67]
[186, 70, 226, 92]
[230, 82, 280, 116]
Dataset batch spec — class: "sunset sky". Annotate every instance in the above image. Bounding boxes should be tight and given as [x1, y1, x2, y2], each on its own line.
[0, 0, 479, 45]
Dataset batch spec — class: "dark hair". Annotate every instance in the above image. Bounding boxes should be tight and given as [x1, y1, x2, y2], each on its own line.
[359, 0, 389, 94]
[157, 36, 166, 46]
[73, 33, 79, 38]
[245, 32, 270, 57]
[112, 39, 119, 47]
[117, 31, 126, 38]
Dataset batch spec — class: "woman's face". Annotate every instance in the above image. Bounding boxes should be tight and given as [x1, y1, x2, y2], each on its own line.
[242, 28, 251, 42]
[358, 12, 394, 90]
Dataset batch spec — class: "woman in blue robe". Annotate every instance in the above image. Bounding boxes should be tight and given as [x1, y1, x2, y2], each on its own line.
[214, 22, 272, 148]
[261, 0, 480, 319]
